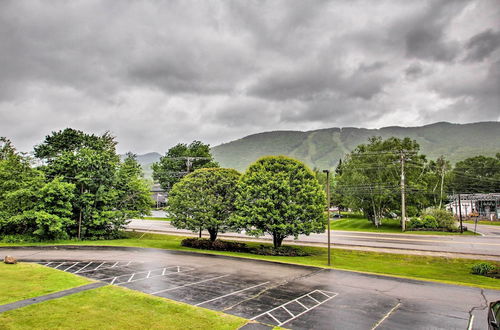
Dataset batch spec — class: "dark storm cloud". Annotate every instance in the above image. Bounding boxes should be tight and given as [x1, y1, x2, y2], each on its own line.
[405, 63, 425, 80]
[247, 61, 393, 102]
[401, 0, 465, 62]
[0, 0, 499, 153]
[464, 29, 500, 62]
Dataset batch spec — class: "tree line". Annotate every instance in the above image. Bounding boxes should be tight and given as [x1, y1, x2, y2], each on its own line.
[332, 136, 500, 226]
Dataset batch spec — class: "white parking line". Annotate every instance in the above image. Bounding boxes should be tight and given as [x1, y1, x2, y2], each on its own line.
[150, 274, 230, 295]
[251, 290, 338, 327]
[76, 261, 128, 274]
[99, 266, 196, 285]
[53, 262, 65, 269]
[195, 282, 270, 306]
[63, 262, 79, 272]
[74, 262, 93, 274]
[371, 302, 401, 330]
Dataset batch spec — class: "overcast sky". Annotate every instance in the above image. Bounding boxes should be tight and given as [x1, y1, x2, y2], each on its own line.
[1, 0, 499, 154]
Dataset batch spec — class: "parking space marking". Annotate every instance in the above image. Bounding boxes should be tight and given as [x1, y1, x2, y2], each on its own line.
[74, 262, 93, 274]
[100, 266, 196, 285]
[195, 281, 271, 306]
[251, 289, 338, 327]
[53, 262, 65, 269]
[371, 302, 401, 330]
[150, 274, 230, 295]
[63, 262, 79, 272]
[75, 261, 131, 274]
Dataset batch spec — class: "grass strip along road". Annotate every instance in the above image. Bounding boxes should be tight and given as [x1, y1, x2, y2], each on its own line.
[2, 232, 500, 290]
[0, 263, 248, 329]
[330, 213, 476, 235]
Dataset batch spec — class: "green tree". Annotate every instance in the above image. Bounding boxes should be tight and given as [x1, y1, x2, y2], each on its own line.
[334, 137, 429, 227]
[0, 140, 76, 240]
[115, 153, 153, 218]
[234, 156, 326, 248]
[0, 137, 16, 160]
[168, 168, 240, 241]
[422, 156, 451, 208]
[0, 144, 43, 222]
[152, 141, 219, 190]
[34, 128, 148, 239]
[449, 155, 500, 193]
[7, 177, 76, 240]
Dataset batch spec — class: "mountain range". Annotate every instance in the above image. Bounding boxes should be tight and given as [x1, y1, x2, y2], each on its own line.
[133, 122, 500, 175]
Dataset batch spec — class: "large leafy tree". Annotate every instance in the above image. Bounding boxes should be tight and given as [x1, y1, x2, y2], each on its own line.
[234, 156, 326, 248]
[168, 168, 240, 241]
[0, 139, 75, 240]
[449, 154, 500, 193]
[334, 137, 430, 226]
[152, 141, 219, 190]
[34, 129, 151, 239]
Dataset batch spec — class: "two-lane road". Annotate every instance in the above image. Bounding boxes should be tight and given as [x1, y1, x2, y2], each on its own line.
[127, 219, 500, 260]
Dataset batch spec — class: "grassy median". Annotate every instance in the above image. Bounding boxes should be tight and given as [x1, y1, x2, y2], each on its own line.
[0, 263, 92, 305]
[2, 232, 499, 290]
[330, 213, 476, 235]
[0, 285, 247, 330]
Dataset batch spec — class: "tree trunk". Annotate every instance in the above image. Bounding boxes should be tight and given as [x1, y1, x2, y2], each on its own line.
[208, 228, 218, 242]
[272, 234, 284, 248]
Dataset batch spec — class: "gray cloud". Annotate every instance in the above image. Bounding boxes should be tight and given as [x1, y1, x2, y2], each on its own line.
[0, 0, 499, 154]
[405, 63, 425, 80]
[464, 29, 500, 62]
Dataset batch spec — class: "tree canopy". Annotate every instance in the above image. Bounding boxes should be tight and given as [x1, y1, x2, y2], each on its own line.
[0, 128, 154, 240]
[152, 141, 219, 190]
[234, 156, 326, 248]
[168, 168, 240, 241]
[333, 137, 433, 226]
[449, 154, 500, 193]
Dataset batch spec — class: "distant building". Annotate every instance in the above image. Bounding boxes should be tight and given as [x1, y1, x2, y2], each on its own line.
[151, 184, 167, 208]
[447, 193, 500, 221]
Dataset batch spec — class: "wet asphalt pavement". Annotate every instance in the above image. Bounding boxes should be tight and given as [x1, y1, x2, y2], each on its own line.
[2, 246, 499, 329]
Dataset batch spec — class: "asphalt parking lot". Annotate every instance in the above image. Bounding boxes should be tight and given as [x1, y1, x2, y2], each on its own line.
[4, 246, 500, 329]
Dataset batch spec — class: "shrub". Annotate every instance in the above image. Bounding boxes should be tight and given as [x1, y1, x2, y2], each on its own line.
[0, 234, 39, 243]
[408, 216, 438, 229]
[180, 238, 310, 256]
[181, 238, 248, 252]
[251, 245, 309, 256]
[423, 208, 456, 230]
[471, 262, 496, 275]
[421, 215, 439, 229]
[407, 217, 420, 229]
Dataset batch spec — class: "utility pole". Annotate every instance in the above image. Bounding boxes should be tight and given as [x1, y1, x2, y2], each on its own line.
[439, 157, 445, 209]
[458, 193, 463, 233]
[78, 184, 83, 240]
[323, 169, 331, 266]
[400, 151, 406, 232]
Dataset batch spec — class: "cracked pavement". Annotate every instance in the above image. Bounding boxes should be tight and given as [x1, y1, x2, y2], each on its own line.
[1, 246, 499, 329]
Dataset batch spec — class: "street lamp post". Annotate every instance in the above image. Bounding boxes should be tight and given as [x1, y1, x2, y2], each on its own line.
[323, 169, 331, 266]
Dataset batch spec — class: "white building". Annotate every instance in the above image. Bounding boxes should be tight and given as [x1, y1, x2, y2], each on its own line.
[447, 193, 500, 221]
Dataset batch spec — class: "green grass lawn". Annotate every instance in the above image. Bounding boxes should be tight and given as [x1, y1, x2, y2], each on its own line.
[464, 220, 500, 226]
[0, 263, 92, 305]
[330, 213, 476, 235]
[0, 285, 247, 330]
[2, 232, 499, 290]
